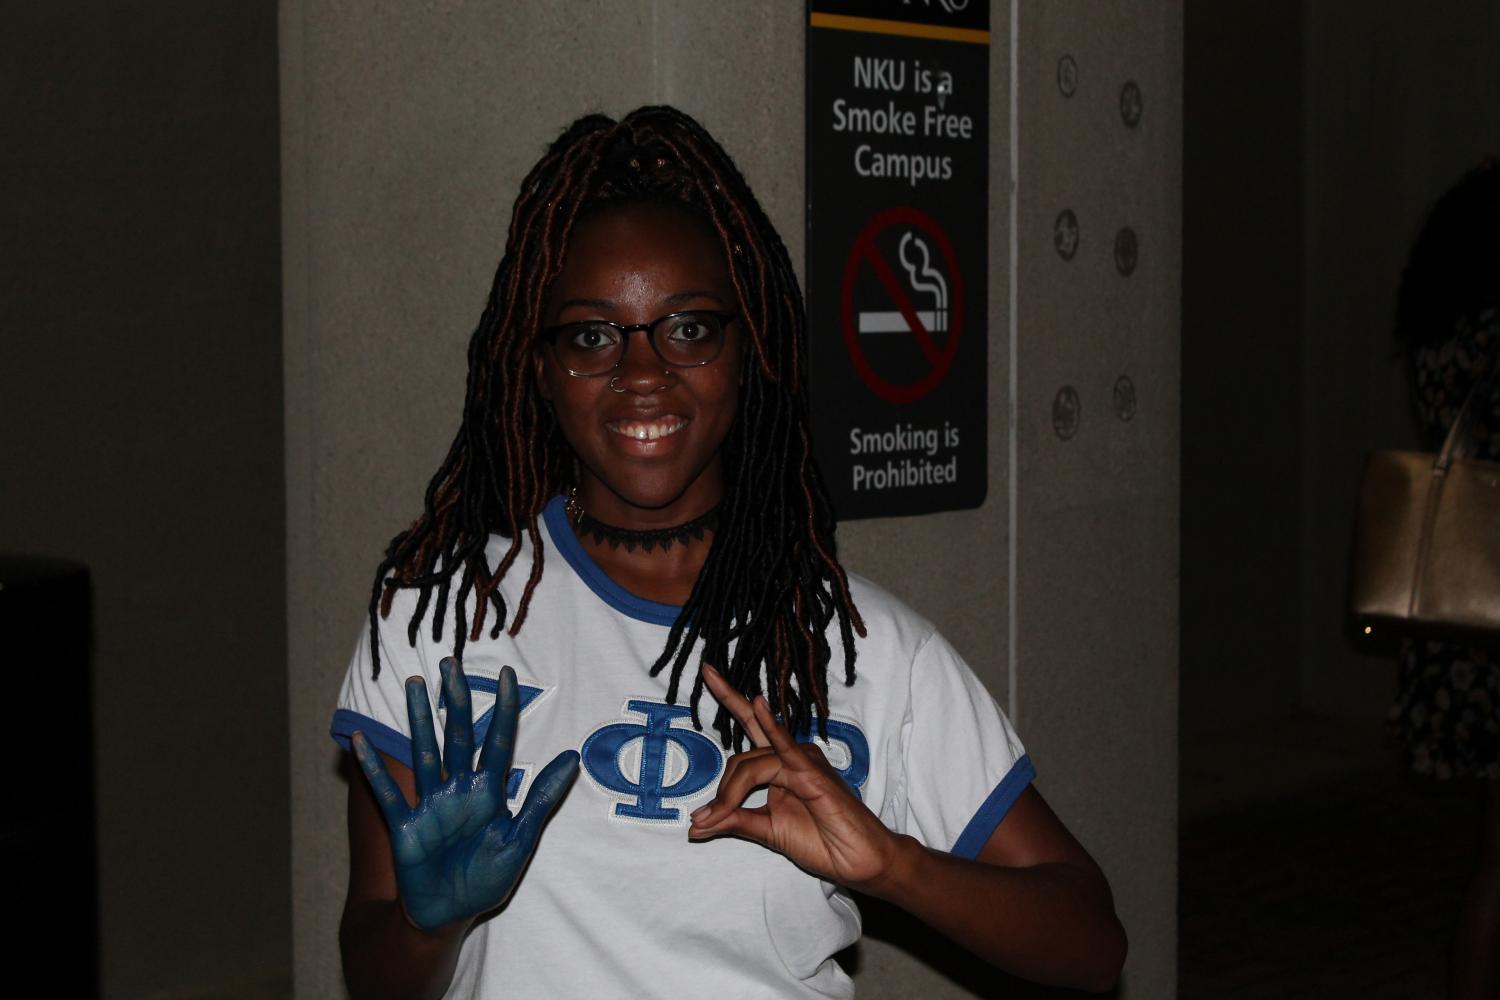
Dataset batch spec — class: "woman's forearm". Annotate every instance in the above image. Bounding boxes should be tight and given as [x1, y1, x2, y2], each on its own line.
[858, 835, 1127, 993]
[339, 899, 472, 1000]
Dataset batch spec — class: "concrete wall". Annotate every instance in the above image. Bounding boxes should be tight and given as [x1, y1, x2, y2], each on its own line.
[1011, 4, 1180, 996]
[283, 2, 1179, 996]
[0, 3, 288, 996]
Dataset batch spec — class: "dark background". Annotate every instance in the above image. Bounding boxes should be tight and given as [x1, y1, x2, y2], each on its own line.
[1, 3, 287, 996]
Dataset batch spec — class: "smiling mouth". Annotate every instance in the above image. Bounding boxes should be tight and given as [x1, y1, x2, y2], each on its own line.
[607, 416, 690, 441]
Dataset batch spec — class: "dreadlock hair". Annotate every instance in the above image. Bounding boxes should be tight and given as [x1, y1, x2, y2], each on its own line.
[367, 106, 865, 749]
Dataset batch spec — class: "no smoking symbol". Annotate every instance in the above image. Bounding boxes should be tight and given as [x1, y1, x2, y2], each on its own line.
[840, 206, 965, 404]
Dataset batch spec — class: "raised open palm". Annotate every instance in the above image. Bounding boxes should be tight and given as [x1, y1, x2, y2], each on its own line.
[351, 658, 579, 932]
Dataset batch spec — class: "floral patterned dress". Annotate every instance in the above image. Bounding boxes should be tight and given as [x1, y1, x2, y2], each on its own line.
[1387, 309, 1500, 780]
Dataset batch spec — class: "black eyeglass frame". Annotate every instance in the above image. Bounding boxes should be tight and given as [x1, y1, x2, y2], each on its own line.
[539, 309, 738, 378]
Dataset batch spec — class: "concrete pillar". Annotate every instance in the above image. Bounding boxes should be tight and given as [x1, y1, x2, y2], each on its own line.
[1011, 5, 1180, 997]
[283, 2, 1179, 995]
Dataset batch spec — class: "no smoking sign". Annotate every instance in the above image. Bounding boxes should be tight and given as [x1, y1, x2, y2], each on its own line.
[808, 0, 988, 519]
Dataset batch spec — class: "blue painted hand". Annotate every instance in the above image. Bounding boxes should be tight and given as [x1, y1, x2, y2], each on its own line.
[352, 659, 579, 932]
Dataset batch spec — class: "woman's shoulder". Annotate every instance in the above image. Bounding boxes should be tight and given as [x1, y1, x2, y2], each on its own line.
[839, 570, 998, 688]
[842, 570, 941, 658]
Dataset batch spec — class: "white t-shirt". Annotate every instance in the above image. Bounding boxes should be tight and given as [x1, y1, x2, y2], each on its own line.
[331, 496, 1034, 999]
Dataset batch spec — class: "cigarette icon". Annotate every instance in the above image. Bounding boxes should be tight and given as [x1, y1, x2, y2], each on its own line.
[858, 311, 947, 333]
[858, 232, 949, 335]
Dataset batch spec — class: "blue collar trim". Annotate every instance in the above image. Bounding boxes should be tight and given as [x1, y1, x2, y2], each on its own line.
[542, 495, 684, 627]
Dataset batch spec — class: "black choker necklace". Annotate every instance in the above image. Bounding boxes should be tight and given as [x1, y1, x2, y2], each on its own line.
[565, 492, 719, 553]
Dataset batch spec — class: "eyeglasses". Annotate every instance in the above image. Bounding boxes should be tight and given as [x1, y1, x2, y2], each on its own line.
[540, 310, 736, 377]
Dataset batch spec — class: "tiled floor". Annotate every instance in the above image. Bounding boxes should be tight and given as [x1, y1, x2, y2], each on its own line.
[1180, 714, 1483, 999]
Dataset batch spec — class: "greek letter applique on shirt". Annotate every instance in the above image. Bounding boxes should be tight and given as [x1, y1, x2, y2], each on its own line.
[796, 718, 871, 800]
[439, 669, 549, 803]
[581, 699, 723, 824]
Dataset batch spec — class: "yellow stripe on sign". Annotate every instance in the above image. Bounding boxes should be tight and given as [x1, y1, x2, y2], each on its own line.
[808, 12, 990, 46]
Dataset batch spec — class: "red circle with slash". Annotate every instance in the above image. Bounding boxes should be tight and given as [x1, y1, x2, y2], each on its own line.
[839, 206, 964, 404]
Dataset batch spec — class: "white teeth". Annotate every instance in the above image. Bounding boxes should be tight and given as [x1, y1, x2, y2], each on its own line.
[612, 417, 686, 441]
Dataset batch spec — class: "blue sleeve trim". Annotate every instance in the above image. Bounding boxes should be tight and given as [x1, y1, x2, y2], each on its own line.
[949, 754, 1036, 860]
[541, 495, 684, 627]
[330, 709, 413, 769]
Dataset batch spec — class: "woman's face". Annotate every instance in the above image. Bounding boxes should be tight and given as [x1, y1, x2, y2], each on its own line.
[536, 203, 742, 525]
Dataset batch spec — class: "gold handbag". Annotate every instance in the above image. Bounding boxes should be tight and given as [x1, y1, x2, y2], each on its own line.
[1349, 378, 1500, 642]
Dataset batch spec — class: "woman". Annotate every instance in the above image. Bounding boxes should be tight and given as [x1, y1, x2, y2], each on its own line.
[1386, 160, 1500, 1000]
[331, 106, 1125, 998]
